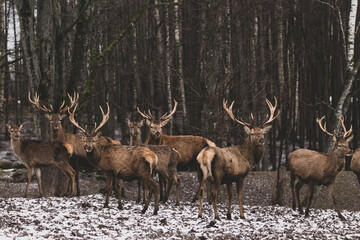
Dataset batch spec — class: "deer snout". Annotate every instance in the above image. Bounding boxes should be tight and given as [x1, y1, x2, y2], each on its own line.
[346, 149, 353, 156]
[155, 131, 160, 137]
[14, 134, 20, 140]
[259, 138, 265, 144]
[134, 132, 139, 136]
[85, 146, 93, 152]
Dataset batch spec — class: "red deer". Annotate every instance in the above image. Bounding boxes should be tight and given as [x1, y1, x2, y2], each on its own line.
[137, 100, 215, 202]
[28, 92, 120, 196]
[6, 123, 76, 197]
[197, 97, 279, 220]
[127, 118, 180, 205]
[351, 148, 360, 186]
[28, 92, 84, 196]
[69, 104, 159, 214]
[288, 115, 353, 220]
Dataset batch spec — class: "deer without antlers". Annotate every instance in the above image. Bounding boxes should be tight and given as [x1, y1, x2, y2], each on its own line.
[288, 115, 353, 220]
[69, 104, 159, 214]
[137, 100, 216, 202]
[6, 123, 76, 197]
[127, 118, 181, 205]
[196, 97, 279, 220]
[28, 92, 103, 197]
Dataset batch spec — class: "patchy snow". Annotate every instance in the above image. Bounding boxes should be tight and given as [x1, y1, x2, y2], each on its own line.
[0, 195, 359, 239]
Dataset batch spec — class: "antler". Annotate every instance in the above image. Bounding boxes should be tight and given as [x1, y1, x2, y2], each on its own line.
[223, 99, 252, 127]
[28, 92, 53, 113]
[316, 116, 334, 137]
[260, 96, 280, 127]
[339, 115, 353, 138]
[137, 107, 154, 121]
[93, 102, 110, 134]
[68, 104, 86, 133]
[160, 100, 178, 121]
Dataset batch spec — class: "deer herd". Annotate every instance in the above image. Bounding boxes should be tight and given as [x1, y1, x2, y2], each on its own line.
[4, 92, 360, 221]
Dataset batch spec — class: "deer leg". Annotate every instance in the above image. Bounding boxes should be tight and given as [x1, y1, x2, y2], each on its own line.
[226, 183, 233, 220]
[57, 165, 71, 197]
[142, 181, 146, 204]
[25, 167, 34, 198]
[305, 184, 314, 217]
[34, 168, 43, 198]
[356, 173, 360, 186]
[66, 164, 76, 197]
[236, 179, 245, 219]
[290, 173, 296, 210]
[175, 174, 180, 206]
[198, 178, 207, 218]
[142, 177, 159, 215]
[211, 179, 221, 220]
[136, 179, 142, 204]
[295, 180, 304, 214]
[159, 175, 164, 202]
[327, 184, 346, 221]
[74, 158, 81, 197]
[116, 177, 123, 210]
[103, 172, 113, 208]
[191, 167, 203, 203]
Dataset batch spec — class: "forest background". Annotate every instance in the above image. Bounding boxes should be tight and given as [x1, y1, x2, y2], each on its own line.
[0, 0, 360, 173]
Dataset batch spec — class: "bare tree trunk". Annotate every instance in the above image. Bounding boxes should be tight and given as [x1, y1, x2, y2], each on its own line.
[132, 26, 141, 111]
[165, 7, 173, 135]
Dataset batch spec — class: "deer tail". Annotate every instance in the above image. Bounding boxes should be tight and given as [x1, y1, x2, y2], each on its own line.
[145, 152, 158, 176]
[197, 147, 216, 182]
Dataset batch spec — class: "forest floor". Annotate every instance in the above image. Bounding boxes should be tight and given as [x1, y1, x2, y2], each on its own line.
[0, 169, 359, 239]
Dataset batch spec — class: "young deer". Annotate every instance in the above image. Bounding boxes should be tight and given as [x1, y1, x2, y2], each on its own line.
[69, 104, 159, 215]
[127, 118, 180, 205]
[28, 92, 85, 196]
[288, 115, 353, 220]
[351, 148, 360, 186]
[137, 100, 215, 202]
[6, 123, 76, 197]
[196, 97, 279, 220]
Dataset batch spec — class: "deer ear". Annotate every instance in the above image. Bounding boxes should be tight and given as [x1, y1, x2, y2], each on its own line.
[161, 118, 171, 127]
[346, 134, 354, 143]
[76, 132, 85, 140]
[126, 118, 131, 127]
[139, 119, 144, 127]
[332, 135, 337, 142]
[262, 125, 272, 133]
[95, 132, 102, 139]
[45, 114, 51, 120]
[60, 114, 67, 120]
[145, 119, 152, 126]
[243, 126, 252, 135]
[19, 122, 26, 130]
[5, 124, 11, 130]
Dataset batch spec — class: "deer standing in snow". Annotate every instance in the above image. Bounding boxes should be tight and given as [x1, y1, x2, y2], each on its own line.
[69, 104, 159, 214]
[7, 123, 76, 197]
[127, 118, 180, 205]
[197, 97, 279, 220]
[288, 115, 353, 220]
[137, 100, 215, 202]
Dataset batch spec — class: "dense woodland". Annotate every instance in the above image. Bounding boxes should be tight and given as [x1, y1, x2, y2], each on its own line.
[1, 0, 360, 171]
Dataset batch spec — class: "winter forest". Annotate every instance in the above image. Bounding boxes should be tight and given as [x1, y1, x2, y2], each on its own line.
[0, 0, 359, 169]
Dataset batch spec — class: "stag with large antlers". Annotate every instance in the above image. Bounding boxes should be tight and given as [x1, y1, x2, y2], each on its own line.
[28, 92, 85, 196]
[196, 97, 279, 220]
[288, 115, 353, 220]
[137, 100, 216, 202]
[127, 118, 181, 205]
[351, 148, 360, 187]
[6, 123, 76, 197]
[69, 104, 159, 214]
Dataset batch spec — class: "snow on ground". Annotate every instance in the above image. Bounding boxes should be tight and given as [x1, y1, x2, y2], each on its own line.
[0, 194, 359, 239]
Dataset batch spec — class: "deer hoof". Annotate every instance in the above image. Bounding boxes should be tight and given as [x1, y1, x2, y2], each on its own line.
[240, 215, 245, 219]
[227, 213, 232, 220]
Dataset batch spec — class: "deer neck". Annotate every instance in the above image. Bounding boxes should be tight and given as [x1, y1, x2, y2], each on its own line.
[237, 137, 265, 168]
[130, 135, 142, 146]
[85, 144, 102, 167]
[51, 125, 65, 141]
[326, 149, 346, 174]
[145, 134, 162, 145]
[10, 137, 24, 157]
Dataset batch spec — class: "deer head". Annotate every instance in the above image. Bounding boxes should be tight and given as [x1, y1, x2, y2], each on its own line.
[137, 100, 178, 139]
[68, 103, 110, 152]
[28, 92, 79, 130]
[317, 115, 353, 157]
[126, 118, 144, 138]
[223, 97, 280, 147]
[6, 123, 26, 141]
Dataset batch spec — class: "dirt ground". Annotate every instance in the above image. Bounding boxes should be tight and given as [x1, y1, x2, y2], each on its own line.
[0, 170, 358, 212]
